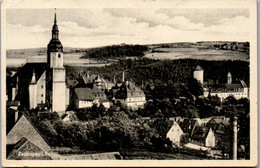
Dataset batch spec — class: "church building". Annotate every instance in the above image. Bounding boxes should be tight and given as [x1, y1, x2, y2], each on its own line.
[7, 12, 69, 112]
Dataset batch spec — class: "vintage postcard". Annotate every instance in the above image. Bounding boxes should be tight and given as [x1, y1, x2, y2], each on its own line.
[1, 0, 258, 167]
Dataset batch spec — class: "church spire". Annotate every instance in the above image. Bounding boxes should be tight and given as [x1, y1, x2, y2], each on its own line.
[47, 8, 63, 52]
[54, 8, 57, 24]
[52, 9, 59, 40]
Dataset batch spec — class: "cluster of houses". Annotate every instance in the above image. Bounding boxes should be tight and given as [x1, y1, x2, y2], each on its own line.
[70, 71, 146, 110]
[166, 116, 230, 158]
[6, 12, 146, 118]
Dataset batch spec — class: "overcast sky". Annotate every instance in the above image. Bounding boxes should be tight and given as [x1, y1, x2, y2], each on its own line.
[6, 8, 249, 49]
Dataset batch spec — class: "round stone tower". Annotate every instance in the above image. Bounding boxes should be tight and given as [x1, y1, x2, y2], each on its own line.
[193, 65, 204, 85]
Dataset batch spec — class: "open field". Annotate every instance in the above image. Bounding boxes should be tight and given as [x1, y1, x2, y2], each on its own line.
[6, 52, 112, 67]
[6, 46, 249, 67]
[144, 47, 249, 61]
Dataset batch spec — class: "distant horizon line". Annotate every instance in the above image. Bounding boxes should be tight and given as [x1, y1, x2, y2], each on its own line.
[6, 40, 250, 50]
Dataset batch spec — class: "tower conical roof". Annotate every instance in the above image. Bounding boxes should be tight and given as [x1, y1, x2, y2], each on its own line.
[48, 10, 63, 52]
[227, 72, 232, 77]
[195, 65, 203, 71]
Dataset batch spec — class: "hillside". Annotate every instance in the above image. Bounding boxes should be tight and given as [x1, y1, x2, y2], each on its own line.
[6, 41, 249, 61]
[6, 47, 89, 58]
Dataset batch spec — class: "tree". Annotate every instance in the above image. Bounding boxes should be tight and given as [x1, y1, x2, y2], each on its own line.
[224, 96, 237, 105]
[188, 77, 203, 96]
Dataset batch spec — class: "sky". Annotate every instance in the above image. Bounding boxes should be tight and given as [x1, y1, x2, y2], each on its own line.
[6, 8, 249, 49]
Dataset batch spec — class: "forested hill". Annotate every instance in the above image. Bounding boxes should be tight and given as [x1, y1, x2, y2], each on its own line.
[65, 59, 249, 100]
[75, 59, 249, 86]
[80, 44, 149, 59]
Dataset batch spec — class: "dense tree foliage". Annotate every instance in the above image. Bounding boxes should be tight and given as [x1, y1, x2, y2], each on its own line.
[80, 44, 149, 59]
[65, 58, 249, 120]
[21, 110, 174, 152]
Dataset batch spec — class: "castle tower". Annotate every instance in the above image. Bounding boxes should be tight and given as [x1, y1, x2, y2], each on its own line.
[227, 72, 232, 84]
[46, 10, 66, 112]
[193, 65, 204, 85]
[29, 70, 37, 109]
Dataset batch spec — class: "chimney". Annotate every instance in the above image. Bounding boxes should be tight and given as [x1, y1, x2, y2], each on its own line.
[232, 116, 238, 160]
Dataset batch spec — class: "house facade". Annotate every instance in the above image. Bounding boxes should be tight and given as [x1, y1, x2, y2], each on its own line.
[114, 81, 146, 109]
[191, 127, 216, 148]
[166, 121, 184, 146]
[72, 87, 110, 109]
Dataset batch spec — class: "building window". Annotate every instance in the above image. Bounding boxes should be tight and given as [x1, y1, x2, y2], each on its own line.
[58, 54, 61, 58]
[41, 101, 43, 104]
[41, 85, 44, 89]
[41, 94, 43, 97]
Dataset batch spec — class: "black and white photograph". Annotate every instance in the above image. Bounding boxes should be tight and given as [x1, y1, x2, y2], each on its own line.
[1, 0, 257, 167]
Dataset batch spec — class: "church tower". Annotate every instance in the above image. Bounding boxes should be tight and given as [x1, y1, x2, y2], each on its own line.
[46, 11, 66, 112]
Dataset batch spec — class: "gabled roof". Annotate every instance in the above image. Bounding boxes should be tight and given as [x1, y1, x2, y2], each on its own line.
[7, 137, 53, 160]
[14, 63, 47, 85]
[10, 63, 47, 105]
[209, 80, 247, 92]
[192, 127, 211, 140]
[114, 81, 145, 99]
[180, 118, 199, 135]
[166, 121, 184, 139]
[210, 116, 230, 126]
[7, 114, 52, 152]
[180, 118, 191, 133]
[74, 87, 107, 101]
[215, 123, 226, 135]
[126, 81, 145, 98]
